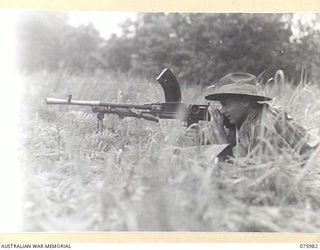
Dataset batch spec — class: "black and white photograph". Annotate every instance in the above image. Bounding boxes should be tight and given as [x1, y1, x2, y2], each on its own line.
[2, 9, 320, 232]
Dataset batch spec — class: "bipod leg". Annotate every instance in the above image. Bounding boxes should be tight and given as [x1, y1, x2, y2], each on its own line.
[97, 113, 105, 133]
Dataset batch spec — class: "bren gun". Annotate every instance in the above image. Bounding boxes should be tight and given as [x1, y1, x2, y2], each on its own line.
[46, 68, 211, 132]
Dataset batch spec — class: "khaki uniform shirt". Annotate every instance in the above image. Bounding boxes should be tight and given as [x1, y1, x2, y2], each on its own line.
[231, 105, 316, 158]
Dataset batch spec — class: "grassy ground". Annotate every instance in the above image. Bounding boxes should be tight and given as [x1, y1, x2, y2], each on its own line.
[20, 70, 320, 231]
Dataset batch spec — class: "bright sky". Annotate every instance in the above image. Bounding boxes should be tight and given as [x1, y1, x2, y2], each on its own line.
[68, 11, 137, 38]
[0, 9, 23, 231]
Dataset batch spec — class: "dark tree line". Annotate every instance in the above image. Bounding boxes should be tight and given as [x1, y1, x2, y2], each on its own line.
[16, 12, 320, 85]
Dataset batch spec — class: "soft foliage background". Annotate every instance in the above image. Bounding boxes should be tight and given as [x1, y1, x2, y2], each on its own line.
[17, 12, 320, 84]
[17, 11, 320, 231]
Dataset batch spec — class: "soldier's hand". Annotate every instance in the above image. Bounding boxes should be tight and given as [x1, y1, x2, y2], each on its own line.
[207, 106, 228, 144]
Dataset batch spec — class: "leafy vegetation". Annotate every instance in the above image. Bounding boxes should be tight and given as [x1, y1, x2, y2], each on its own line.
[16, 12, 320, 85]
[21, 70, 320, 231]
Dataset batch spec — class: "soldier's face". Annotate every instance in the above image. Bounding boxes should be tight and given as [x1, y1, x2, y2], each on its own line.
[219, 97, 251, 125]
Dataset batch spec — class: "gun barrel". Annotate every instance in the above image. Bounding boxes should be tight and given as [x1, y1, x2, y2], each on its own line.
[46, 97, 153, 110]
[46, 97, 101, 106]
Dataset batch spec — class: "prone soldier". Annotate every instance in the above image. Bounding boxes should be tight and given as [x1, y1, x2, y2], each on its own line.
[203, 72, 318, 159]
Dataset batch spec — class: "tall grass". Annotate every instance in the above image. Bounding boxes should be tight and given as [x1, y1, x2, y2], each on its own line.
[21, 70, 320, 231]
